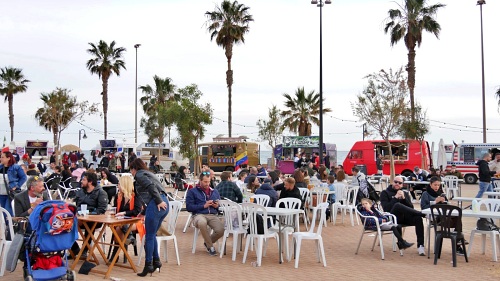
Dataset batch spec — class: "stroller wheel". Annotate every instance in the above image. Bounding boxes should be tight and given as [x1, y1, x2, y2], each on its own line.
[66, 270, 76, 281]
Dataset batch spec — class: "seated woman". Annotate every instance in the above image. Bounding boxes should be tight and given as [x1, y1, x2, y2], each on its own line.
[246, 175, 260, 193]
[175, 165, 193, 189]
[360, 198, 414, 250]
[420, 176, 464, 255]
[101, 168, 119, 203]
[110, 175, 143, 259]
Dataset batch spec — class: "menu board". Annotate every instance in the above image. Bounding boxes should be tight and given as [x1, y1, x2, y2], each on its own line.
[463, 147, 475, 162]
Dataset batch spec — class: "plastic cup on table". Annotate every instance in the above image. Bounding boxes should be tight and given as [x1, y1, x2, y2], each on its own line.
[81, 204, 87, 216]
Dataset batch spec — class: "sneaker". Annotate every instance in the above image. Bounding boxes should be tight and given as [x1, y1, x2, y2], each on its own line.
[208, 247, 217, 256]
[418, 245, 425, 256]
[457, 246, 465, 256]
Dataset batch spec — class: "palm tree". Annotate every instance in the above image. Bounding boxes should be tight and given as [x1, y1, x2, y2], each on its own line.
[0, 67, 30, 141]
[139, 75, 178, 145]
[384, 0, 445, 121]
[86, 40, 126, 139]
[281, 87, 331, 136]
[205, 0, 253, 137]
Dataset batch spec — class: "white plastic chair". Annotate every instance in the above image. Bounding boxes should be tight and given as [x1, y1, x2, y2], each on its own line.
[298, 188, 310, 230]
[443, 175, 460, 199]
[271, 198, 301, 261]
[467, 199, 500, 262]
[333, 186, 360, 226]
[291, 202, 328, 268]
[44, 176, 63, 200]
[309, 188, 329, 227]
[251, 194, 270, 207]
[219, 200, 247, 261]
[355, 204, 399, 260]
[241, 203, 279, 267]
[137, 200, 183, 266]
[59, 178, 79, 200]
[0, 207, 15, 276]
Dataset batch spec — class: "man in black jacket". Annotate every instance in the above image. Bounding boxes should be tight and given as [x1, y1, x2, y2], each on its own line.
[380, 176, 425, 256]
[476, 153, 497, 198]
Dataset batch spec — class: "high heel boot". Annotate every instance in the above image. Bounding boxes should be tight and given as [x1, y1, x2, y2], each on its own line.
[153, 257, 162, 272]
[137, 261, 154, 277]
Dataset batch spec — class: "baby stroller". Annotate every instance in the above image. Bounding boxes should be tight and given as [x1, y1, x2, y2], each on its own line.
[24, 200, 78, 281]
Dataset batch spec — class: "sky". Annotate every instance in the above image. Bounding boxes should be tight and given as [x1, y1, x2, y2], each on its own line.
[1, 0, 499, 154]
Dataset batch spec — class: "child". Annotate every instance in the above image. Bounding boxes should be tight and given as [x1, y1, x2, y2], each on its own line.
[360, 198, 414, 250]
[327, 175, 336, 203]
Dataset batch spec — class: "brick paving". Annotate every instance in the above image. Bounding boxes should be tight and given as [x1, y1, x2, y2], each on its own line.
[2, 183, 499, 280]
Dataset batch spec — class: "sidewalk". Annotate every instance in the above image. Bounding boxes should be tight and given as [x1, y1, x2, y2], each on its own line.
[3, 184, 499, 280]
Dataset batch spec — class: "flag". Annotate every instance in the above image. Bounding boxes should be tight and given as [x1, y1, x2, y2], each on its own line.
[235, 151, 248, 171]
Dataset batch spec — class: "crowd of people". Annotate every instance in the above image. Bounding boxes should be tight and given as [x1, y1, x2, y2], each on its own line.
[4, 147, 500, 277]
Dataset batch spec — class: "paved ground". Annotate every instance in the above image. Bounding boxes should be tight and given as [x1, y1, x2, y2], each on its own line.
[3, 183, 499, 280]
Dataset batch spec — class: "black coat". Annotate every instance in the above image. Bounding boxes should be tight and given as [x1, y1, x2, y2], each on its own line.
[380, 185, 413, 212]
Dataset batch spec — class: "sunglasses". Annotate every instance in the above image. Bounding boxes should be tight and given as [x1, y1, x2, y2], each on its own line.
[393, 181, 403, 185]
[202, 172, 210, 175]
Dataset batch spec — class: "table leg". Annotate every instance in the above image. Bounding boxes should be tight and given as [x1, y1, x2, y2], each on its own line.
[70, 221, 98, 270]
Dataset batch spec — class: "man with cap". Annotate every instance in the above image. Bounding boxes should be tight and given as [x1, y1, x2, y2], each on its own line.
[14, 175, 49, 217]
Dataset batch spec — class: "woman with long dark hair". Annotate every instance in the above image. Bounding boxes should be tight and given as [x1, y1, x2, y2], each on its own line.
[129, 158, 169, 277]
[0, 150, 27, 215]
[101, 168, 119, 202]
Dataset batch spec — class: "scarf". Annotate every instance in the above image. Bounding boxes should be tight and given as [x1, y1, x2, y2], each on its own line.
[425, 185, 443, 198]
[116, 192, 135, 213]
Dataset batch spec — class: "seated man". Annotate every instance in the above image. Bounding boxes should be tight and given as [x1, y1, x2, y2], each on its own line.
[410, 166, 430, 201]
[186, 173, 224, 256]
[256, 164, 267, 177]
[215, 171, 243, 203]
[243, 166, 258, 183]
[380, 176, 426, 256]
[278, 177, 303, 206]
[14, 175, 49, 217]
[351, 166, 366, 187]
[71, 172, 108, 258]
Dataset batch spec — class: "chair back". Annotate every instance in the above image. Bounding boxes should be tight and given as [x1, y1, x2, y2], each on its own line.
[335, 183, 348, 204]
[430, 204, 462, 238]
[310, 188, 328, 208]
[219, 200, 244, 232]
[167, 201, 183, 235]
[44, 175, 62, 190]
[0, 206, 15, 242]
[242, 203, 269, 236]
[298, 188, 310, 206]
[347, 186, 359, 207]
[251, 194, 270, 207]
[477, 199, 500, 212]
[309, 202, 328, 235]
[276, 198, 302, 226]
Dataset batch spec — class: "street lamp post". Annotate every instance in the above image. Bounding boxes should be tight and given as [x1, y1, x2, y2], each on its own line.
[78, 129, 87, 149]
[477, 0, 486, 143]
[134, 44, 141, 144]
[311, 0, 331, 165]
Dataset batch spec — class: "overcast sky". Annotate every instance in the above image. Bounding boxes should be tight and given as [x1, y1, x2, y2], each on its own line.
[1, 0, 499, 153]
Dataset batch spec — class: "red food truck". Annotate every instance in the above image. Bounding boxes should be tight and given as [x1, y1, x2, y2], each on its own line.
[343, 140, 432, 177]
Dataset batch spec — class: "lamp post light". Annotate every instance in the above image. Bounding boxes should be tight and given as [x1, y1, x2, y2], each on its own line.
[78, 129, 87, 149]
[477, 0, 486, 143]
[134, 43, 141, 144]
[311, 0, 331, 164]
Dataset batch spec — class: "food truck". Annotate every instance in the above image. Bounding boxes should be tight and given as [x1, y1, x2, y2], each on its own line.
[198, 137, 260, 172]
[274, 136, 337, 175]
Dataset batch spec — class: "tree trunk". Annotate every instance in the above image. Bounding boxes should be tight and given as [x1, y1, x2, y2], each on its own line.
[8, 94, 14, 141]
[53, 127, 60, 165]
[225, 44, 234, 137]
[406, 47, 417, 123]
[271, 147, 276, 170]
[386, 139, 395, 182]
[102, 74, 109, 139]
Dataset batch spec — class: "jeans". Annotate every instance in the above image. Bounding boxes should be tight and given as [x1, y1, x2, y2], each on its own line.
[0, 195, 13, 216]
[390, 203, 424, 246]
[144, 194, 169, 262]
[476, 181, 493, 198]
